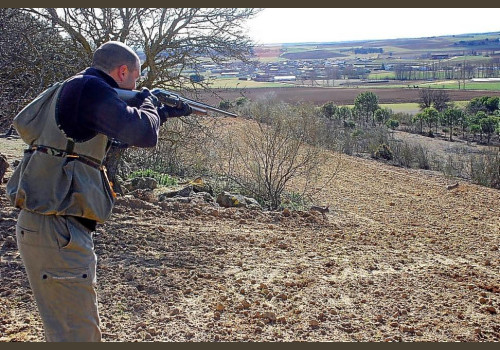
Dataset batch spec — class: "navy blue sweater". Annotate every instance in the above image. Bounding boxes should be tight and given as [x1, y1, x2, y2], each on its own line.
[56, 67, 160, 147]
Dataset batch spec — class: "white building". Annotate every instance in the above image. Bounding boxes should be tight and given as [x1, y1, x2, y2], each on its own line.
[273, 75, 296, 82]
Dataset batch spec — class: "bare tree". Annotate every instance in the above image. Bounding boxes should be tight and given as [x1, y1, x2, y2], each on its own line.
[433, 89, 450, 112]
[22, 8, 260, 194]
[418, 87, 450, 115]
[24, 8, 259, 91]
[0, 9, 87, 131]
[216, 99, 336, 210]
[418, 88, 434, 111]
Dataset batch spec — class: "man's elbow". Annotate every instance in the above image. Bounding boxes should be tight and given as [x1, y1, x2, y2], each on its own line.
[130, 130, 158, 148]
[141, 134, 158, 148]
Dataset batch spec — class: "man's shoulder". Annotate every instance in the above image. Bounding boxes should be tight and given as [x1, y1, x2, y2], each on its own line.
[65, 71, 108, 89]
[61, 71, 115, 102]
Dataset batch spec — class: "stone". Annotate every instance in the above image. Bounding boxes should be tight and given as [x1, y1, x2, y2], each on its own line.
[159, 185, 193, 200]
[216, 191, 247, 208]
[262, 312, 276, 323]
[0, 153, 8, 182]
[216, 191, 261, 209]
[170, 309, 180, 316]
[131, 177, 158, 190]
[484, 306, 497, 314]
[240, 300, 251, 309]
[190, 177, 214, 195]
[309, 320, 320, 329]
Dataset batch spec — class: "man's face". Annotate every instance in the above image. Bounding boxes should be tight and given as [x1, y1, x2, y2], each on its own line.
[118, 60, 140, 90]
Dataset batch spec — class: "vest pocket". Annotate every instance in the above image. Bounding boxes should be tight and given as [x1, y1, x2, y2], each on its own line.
[62, 160, 114, 222]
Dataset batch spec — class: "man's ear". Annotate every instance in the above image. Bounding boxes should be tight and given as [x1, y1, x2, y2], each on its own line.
[118, 65, 128, 80]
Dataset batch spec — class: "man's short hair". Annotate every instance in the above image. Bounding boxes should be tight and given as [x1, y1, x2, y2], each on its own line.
[92, 41, 139, 73]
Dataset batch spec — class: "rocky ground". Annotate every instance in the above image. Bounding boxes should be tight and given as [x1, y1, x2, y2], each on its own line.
[0, 135, 499, 342]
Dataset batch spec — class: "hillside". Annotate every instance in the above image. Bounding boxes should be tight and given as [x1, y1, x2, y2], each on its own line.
[0, 134, 499, 342]
[254, 31, 500, 61]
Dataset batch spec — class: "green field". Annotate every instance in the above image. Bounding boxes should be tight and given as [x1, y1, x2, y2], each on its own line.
[355, 80, 500, 91]
[368, 71, 396, 79]
[418, 81, 500, 91]
[379, 101, 469, 115]
[208, 76, 500, 91]
[380, 103, 420, 114]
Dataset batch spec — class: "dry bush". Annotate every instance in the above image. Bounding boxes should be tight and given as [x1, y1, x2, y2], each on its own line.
[465, 148, 500, 189]
[211, 99, 339, 209]
[122, 116, 222, 179]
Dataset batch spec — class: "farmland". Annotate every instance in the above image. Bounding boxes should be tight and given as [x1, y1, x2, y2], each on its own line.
[195, 31, 500, 112]
[197, 86, 500, 109]
[191, 31, 500, 101]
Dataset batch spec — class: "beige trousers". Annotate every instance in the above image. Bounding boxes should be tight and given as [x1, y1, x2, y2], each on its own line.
[15, 210, 101, 342]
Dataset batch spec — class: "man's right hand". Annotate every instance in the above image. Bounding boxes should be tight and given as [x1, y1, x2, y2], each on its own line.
[130, 88, 159, 107]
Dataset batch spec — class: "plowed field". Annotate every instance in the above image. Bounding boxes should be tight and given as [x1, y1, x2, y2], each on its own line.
[199, 87, 500, 106]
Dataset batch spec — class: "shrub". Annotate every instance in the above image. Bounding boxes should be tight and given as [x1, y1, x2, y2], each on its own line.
[414, 144, 430, 170]
[389, 140, 415, 168]
[281, 191, 311, 211]
[468, 150, 500, 189]
[235, 97, 249, 107]
[218, 100, 232, 111]
[386, 119, 400, 130]
[373, 144, 393, 160]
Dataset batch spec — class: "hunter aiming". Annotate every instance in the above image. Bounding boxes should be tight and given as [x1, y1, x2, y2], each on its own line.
[6, 41, 192, 342]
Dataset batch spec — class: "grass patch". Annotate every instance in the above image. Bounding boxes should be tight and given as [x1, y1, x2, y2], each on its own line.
[128, 169, 177, 186]
[379, 103, 420, 114]
[354, 80, 500, 91]
[371, 101, 468, 115]
[419, 81, 500, 91]
[368, 71, 396, 79]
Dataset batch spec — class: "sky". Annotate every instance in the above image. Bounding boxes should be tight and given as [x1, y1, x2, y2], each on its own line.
[245, 8, 500, 45]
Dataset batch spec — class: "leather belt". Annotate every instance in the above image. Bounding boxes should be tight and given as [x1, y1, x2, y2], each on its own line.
[26, 145, 103, 170]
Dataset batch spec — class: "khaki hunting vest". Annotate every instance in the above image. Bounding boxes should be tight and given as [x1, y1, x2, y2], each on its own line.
[6, 82, 115, 223]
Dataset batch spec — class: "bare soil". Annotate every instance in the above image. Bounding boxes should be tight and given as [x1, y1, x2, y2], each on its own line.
[199, 87, 500, 107]
[0, 132, 499, 342]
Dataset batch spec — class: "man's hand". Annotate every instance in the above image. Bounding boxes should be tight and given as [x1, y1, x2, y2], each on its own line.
[129, 88, 159, 107]
[158, 101, 193, 123]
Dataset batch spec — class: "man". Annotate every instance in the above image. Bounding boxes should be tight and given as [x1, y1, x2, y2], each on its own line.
[6, 41, 191, 341]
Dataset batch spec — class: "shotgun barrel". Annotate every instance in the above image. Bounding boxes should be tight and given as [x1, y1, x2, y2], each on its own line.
[114, 88, 238, 118]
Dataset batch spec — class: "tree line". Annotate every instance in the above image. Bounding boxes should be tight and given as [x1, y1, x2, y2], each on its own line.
[393, 59, 500, 82]
[319, 90, 500, 145]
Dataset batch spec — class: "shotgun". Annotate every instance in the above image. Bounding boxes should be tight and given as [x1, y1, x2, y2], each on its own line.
[114, 88, 238, 118]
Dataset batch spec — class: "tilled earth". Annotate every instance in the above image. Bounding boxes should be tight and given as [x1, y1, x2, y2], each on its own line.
[198, 86, 500, 106]
[0, 137, 499, 342]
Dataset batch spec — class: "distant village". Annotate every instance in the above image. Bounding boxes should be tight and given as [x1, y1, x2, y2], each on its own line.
[184, 42, 500, 84]
[187, 58, 382, 83]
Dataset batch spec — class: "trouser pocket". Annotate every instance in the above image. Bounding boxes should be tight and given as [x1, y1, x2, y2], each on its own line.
[15, 210, 101, 341]
[41, 268, 93, 284]
[38, 267, 100, 342]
